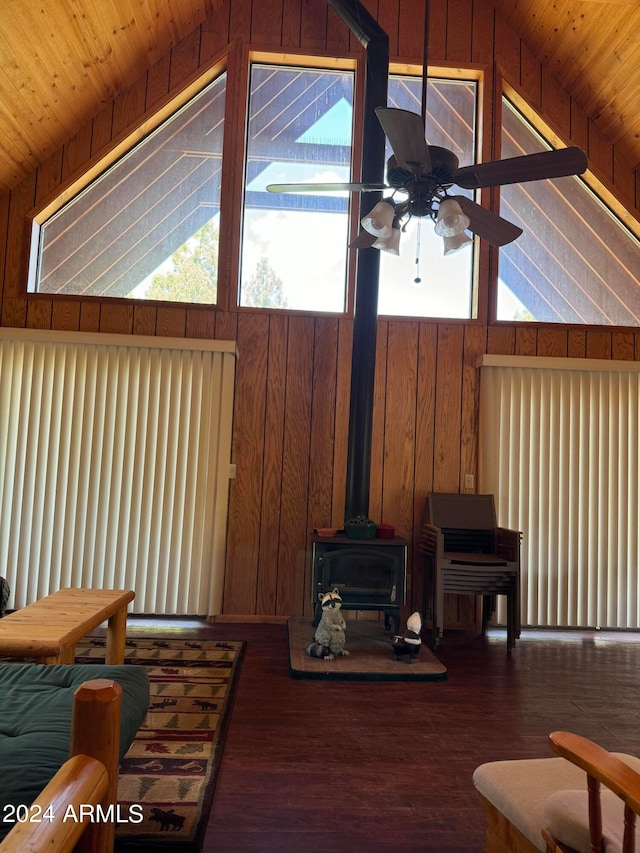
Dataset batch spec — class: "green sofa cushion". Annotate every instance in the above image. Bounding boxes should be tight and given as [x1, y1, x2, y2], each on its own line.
[0, 663, 150, 841]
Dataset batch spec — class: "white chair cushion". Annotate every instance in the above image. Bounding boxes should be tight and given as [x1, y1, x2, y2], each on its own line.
[543, 788, 640, 853]
[474, 756, 587, 851]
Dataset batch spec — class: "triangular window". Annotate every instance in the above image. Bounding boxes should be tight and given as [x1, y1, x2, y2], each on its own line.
[31, 73, 226, 304]
[498, 97, 640, 325]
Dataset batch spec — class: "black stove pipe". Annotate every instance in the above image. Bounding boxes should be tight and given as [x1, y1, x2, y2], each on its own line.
[326, 0, 389, 522]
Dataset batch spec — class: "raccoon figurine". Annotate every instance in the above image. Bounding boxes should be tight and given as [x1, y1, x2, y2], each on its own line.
[305, 588, 350, 661]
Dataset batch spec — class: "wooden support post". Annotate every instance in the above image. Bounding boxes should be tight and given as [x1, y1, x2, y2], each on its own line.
[71, 678, 123, 853]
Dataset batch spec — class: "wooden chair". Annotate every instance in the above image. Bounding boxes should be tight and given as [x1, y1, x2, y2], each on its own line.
[543, 731, 640, 853]
[418, 492, 521, 652]
[473, 733, 640, 853]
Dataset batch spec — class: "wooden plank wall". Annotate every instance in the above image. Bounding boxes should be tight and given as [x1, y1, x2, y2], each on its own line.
[0, 0, 639, 621]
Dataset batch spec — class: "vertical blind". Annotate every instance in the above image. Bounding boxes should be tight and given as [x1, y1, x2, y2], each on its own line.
[479, 354, 640, 629]
[0, 328, 236, 615]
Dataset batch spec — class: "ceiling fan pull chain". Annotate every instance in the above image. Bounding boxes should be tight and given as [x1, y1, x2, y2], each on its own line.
[414, 222, 422, 284]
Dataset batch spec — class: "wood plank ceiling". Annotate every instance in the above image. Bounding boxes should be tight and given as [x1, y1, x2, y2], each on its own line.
[0, 0, 638, 198]
[491, 0, 640, 171]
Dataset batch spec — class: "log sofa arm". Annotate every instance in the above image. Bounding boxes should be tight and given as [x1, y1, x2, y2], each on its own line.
[0, 755, 109, 853]
[1, 679, 122, 853]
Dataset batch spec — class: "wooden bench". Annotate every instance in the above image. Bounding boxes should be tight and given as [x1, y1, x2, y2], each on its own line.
[0, 588, 135, 664]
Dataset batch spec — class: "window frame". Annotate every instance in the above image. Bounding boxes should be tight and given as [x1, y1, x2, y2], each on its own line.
[30, 47, 640, 330]
[236, 57, 486, 322]
[238, 51, 359, 316]
[375, 64, 484, 322]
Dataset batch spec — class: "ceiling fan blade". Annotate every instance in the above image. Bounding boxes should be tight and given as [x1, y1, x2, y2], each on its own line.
[349, 231, 378, 249]
[454, 146, 588, 189]
[374, 107, 432, 175]
[266, 181, 387, 193]
[453, 196, 523, 247]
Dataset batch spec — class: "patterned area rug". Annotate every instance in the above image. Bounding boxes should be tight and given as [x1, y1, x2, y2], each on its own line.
[75, 636, 245, 852]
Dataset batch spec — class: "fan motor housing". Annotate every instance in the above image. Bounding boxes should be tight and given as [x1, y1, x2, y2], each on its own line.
[427, 146, 460, 185]
[406, 179, 439, 217]
[386, 148, 461, 217]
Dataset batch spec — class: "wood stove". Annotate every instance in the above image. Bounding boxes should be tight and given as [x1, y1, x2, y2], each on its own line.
[311, 533, 407, 633]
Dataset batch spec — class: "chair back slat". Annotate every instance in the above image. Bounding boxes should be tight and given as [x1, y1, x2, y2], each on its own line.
[623, 805, 636, 853]
[442, 529, 496, 553]
[427, 493, 497, 530]
[586, 775, 604, 853]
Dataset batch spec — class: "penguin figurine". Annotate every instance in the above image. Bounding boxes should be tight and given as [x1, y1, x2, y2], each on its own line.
[392, 611, 422, 663]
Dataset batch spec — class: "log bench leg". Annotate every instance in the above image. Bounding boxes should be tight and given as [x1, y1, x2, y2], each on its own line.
[60, 645, 76, 664]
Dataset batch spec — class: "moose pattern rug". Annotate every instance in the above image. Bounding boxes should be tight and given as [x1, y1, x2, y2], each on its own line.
[76, 636, 245, 852]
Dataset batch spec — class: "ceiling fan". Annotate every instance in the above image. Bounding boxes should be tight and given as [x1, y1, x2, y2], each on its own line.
[267, 107, 588, 254]
[265, 2, 588, 259]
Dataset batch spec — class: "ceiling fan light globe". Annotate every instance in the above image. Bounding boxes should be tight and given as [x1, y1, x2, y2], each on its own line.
[373, 227, 401, 255]
[442, 232, 473, 255]
[361, 200, 395, 238]
[434, 198, 471, 237]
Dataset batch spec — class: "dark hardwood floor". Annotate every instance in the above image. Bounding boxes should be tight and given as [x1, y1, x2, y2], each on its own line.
[126, 617, 640, 853]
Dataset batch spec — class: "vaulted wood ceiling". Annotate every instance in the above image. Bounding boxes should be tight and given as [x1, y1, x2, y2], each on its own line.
[0, 0, 638, 199]
[492, 0, 640, 171]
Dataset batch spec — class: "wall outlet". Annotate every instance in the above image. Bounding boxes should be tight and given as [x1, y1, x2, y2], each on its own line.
[229, 463, 237, 479]
[464, 473, 474, 489]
